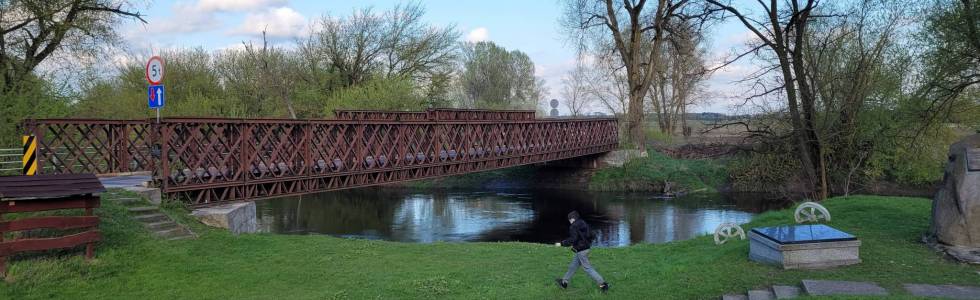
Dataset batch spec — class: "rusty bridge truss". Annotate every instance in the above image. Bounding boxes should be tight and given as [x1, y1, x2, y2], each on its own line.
[22, 109, 619, 206]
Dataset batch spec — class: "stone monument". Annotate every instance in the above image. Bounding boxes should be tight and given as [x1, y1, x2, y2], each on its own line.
[749, 224, 862, 269]
[927, 134, 980, 263]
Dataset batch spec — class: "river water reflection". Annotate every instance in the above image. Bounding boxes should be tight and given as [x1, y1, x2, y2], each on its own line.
[254, 188, 785, 247]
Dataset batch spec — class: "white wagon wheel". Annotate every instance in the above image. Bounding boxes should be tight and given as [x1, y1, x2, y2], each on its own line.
[794, 201, 831, 223]
[713, 222, 746, 245]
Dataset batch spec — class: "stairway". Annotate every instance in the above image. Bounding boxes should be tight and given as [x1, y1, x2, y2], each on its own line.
[722, 285, 801, 300]
[107, 192, 197, 241]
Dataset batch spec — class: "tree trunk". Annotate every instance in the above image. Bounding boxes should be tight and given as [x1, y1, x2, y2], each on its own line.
[789, 4, 827, 199]
[626, 88, 646, 150]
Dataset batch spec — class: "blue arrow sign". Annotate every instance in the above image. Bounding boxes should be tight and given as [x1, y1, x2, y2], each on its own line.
[148, 84, 165, 109]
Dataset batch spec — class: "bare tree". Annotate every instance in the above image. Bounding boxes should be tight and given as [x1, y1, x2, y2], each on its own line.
[561, 61, 592, 116]
[583, 53, 630, 115]
[648, 26, 709, 135]
[561, 0, 713, 149]
[707, 0, 828, 198]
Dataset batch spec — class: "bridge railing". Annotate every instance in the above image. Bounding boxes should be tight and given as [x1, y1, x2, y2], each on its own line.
[21, 119, 155, 175]
[23, 111, 619, 206]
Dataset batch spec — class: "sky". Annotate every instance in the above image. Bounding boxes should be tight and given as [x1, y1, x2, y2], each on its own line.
[120, 0, 754, 114]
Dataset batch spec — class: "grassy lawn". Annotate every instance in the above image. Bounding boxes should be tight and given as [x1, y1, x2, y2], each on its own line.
[1, 193, 978, 299]
[590, 150, 728, 193]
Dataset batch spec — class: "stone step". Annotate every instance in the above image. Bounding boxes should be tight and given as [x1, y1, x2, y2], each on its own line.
[127, 206, 159, 214]
[771, 285, 801, 299]
[133, 213, 169, 223]
[748, 289, 774, 300]
[122, 186, 161, 205]
[722, 294, 748, 300]
[144, 220, 177, 231]
[154, 226, 191, 239]
[802, 280, 888, 297]
[903, 283, 980, 300]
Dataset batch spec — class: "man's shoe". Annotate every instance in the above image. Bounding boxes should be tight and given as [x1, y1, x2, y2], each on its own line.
[555, 279, 568, 289]
[599, 282, 609, 292]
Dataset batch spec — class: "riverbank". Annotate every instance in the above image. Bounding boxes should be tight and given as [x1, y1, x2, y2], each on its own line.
[404, 149, 728, 194]
[1, 192, 977, 299]
[589, 150, 727, 193]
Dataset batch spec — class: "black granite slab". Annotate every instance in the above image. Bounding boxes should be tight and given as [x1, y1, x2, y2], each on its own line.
[752, 224, 856, 245]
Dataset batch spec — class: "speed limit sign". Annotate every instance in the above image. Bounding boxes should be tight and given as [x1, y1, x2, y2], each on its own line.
[145, 56, 164, 85]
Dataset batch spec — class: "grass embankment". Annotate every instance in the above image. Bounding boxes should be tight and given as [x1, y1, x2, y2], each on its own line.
[409, 150, 727, 193]
[2, 193, 978, 299]
[590, 150, 727, 193]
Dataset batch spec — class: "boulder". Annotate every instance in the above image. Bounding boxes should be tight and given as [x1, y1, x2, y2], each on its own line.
[191, 201, 258, 235]
[928, 134, 980, 263]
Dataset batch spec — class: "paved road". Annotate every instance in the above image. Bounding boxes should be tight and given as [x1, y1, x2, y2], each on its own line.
[99, 175, 151, 189]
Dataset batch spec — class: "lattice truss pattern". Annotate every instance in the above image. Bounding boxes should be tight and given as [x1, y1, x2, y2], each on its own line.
[22, 120, 153, 174]
[24, 111, 618, 206]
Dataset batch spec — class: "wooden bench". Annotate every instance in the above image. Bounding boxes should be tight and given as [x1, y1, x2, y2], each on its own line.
[0, 174, 105, 276]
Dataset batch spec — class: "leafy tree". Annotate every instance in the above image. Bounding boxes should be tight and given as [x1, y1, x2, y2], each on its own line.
[455, 41, 545, 110]
[323, 76, 427, 115]
[76, 48, 232, 119]
[303, 3, 459, 88]
[0, 0, 146, 92]
[715, 0, 980, 195]
[0, 77, 69, 146]
[1, 0, 144, 146]
[916, 0, 980, 131]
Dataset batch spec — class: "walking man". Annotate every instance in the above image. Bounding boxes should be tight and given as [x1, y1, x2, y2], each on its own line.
[555, 211, 609, 292]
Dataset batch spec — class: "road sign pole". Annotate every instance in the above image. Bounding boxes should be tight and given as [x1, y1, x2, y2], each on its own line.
[145, 56, 165, 123]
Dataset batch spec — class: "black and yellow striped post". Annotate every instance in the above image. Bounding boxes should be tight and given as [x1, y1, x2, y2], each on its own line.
[22, 135, 37, 175]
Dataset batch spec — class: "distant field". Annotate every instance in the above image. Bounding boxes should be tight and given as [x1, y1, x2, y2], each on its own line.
[644, 117, 753, 147]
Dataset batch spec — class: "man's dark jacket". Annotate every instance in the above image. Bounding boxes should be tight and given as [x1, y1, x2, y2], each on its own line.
[561, 219, 592, 252]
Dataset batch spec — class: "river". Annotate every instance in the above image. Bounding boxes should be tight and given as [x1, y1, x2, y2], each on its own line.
[254, 188, 786, 247]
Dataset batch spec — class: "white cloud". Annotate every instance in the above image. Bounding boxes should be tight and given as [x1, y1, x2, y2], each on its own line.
[231, 7, 308, 38]
[191, 0, 288, 13]
[466, 27, 489, 42]
[143, 0, 289, 35]
[146, 14, 221, 34]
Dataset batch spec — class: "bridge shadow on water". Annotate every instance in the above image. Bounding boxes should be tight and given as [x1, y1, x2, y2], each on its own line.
[254, 188, 790, 247]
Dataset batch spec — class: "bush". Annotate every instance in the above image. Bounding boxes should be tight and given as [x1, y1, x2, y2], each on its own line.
[324, 76, 428, 115]
[0, 79, 71, 147]
[590, 150, 727, 193]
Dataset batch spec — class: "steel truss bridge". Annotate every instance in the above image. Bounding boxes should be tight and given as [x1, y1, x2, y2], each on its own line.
[22, 109, 618, 206]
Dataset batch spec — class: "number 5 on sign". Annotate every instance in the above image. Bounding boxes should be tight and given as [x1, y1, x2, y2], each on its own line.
[145, 56, 164, 85]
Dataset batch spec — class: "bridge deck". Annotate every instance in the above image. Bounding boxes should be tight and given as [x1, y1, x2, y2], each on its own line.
[23, 109, 618, 206]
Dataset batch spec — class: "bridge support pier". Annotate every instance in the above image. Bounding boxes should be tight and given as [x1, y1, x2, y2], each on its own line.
[191, 202, 258, 235]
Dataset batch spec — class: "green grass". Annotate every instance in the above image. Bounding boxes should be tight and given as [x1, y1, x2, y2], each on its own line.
[590, 150, 728, 193]
[1, 193, 978, 299]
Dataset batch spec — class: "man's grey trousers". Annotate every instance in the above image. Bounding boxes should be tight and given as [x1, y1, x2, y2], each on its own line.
[562, 249, 605, 284]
